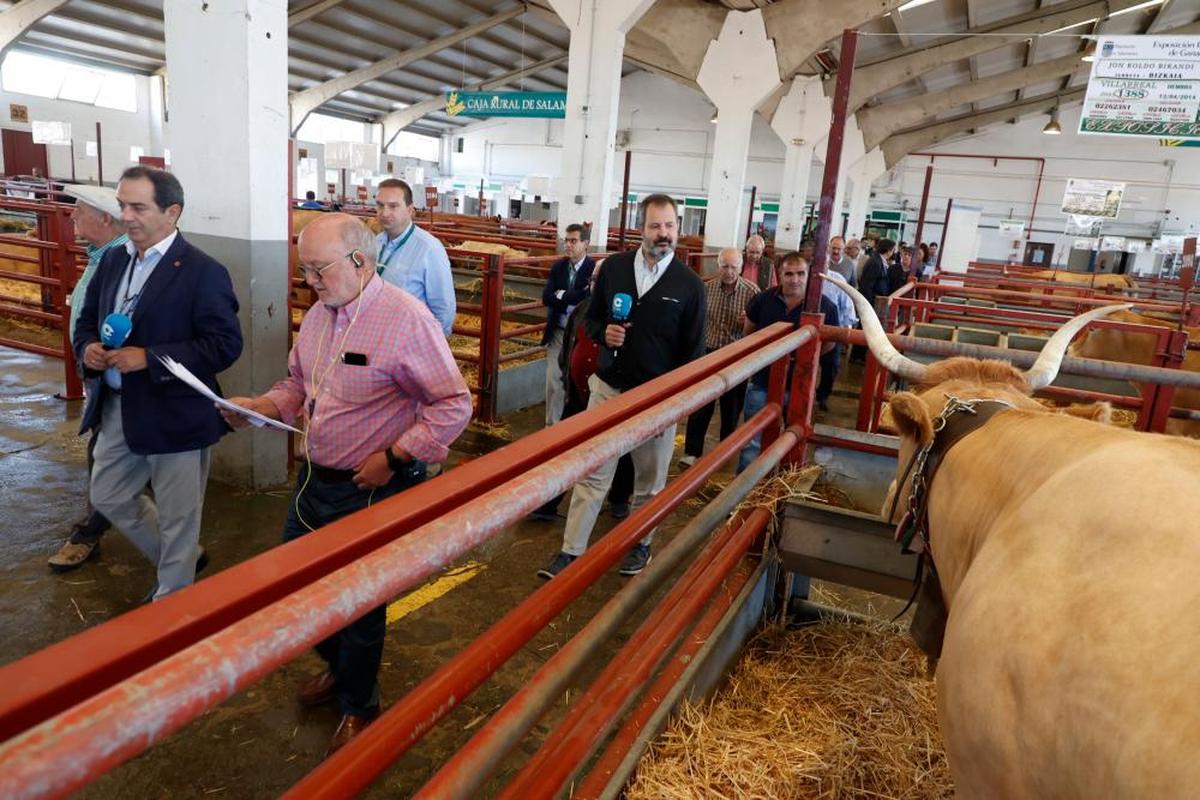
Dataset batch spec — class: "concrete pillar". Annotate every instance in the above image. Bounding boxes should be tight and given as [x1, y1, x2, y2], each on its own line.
[845, 147, 886, 239]
[769, 76, 830, 251]
[816, 116, 864, 241]
[697, 10, 781, 249]
[548, 0, 655, 241]
[163, 0, 290, 488]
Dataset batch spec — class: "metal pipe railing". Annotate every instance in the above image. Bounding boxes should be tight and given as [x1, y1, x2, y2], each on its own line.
[288, 408, 780, 800]
[0, 325, 816, 799]
[413, 421, 800, 800]
[0, 322, 799, 743]
[499, 505, 776, 799]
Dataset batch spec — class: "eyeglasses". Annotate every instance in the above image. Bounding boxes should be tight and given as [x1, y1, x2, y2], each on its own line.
[297, 252, 353, 280]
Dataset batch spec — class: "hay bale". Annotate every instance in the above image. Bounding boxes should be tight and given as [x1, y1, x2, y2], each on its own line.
[627, 623, 953, 799]
[454, 240, 529, 258]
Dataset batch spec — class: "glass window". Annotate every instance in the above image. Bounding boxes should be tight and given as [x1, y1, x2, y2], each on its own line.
[1, 51, 137, 113]
[388, 131, 440, 163]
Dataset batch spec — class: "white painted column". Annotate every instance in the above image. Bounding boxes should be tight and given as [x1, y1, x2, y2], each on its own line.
[548, 0, 655, 241]
[823, 117, 864, 240]
[845, 147, 886, 239]
[164, 0, 290, 487]
[697, 10, 781, 249]
[769, 76, 831, 251]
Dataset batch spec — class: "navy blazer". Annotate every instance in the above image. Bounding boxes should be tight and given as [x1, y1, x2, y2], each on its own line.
[73, 232, 243, 455]
[541, 255, 595, 346]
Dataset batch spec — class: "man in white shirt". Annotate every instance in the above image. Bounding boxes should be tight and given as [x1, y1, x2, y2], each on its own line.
[375, 178, 455, 336]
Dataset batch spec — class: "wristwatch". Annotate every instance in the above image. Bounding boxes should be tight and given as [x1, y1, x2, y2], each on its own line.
[385, 446, 407, 473]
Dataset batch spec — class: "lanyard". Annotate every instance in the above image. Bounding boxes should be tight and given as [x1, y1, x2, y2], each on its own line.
[116, 251, 150, 316]
[377, 223, 416, 272]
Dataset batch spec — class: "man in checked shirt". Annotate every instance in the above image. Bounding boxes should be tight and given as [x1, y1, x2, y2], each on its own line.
[221, 213, 472, 754]
[678, 248, 758, 467]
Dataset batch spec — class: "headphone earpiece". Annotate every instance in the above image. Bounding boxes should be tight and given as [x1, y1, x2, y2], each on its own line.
[350, 250, 364, 269]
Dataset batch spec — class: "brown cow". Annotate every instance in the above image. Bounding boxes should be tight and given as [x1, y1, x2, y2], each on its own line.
[826, 272, 1200, 798]
[1070, 308, 1199, 437]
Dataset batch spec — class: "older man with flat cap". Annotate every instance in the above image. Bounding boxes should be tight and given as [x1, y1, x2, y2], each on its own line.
[48, 184, 130, 572]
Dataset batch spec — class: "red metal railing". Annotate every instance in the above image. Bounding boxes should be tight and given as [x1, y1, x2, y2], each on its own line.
[0, 319, 816, 797]
[0, 193, 85, 399]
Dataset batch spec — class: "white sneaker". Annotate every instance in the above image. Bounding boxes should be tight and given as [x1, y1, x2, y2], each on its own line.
[678, 454, 698, 468]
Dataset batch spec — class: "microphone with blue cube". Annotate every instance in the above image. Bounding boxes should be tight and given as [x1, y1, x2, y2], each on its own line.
[101, 312, 133, 349]
[610, 292, 632, 323]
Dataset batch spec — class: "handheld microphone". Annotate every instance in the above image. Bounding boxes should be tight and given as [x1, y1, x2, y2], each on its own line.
[611, 292, 633, 323]
[100, 313, 132, 349]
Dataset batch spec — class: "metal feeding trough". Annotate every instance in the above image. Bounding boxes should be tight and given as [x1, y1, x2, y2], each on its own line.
[780, 425, 916, 599]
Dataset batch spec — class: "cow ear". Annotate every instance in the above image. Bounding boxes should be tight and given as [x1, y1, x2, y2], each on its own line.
[886, 392, 934, 445]
[1058, 401, 1113, 425]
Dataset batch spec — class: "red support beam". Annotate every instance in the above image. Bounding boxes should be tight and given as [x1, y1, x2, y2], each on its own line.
[807, 28, 858, 313]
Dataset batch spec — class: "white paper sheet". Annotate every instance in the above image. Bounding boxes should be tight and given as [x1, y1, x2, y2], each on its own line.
[157, 354, 301, 434]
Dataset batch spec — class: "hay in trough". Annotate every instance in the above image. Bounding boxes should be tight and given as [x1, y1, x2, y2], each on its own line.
[626, 622, 953, 800]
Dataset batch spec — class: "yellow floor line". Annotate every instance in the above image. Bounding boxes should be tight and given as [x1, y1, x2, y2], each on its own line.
[386, 561, 486, 625]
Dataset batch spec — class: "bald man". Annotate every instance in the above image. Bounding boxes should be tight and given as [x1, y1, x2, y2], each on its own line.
[680, 247, 758, 466]
[741, 235, 774, 291]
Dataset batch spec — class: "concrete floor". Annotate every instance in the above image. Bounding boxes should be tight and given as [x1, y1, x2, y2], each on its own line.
[0, 345, 868, 798]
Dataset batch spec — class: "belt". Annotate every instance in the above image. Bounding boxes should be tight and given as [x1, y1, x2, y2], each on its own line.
[303, 460, 357, 483]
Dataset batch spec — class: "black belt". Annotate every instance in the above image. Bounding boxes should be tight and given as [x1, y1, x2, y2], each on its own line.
[303, 460, 357, 483]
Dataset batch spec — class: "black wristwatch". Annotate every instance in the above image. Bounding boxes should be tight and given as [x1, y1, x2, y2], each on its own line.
[384, 446, 407, 473]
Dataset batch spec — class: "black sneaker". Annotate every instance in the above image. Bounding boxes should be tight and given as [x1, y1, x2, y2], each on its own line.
[527, 509, 557, 522]
[537, 551, 576, 580]
[608, 501, 630, 520]
[618, 544, 652, 577]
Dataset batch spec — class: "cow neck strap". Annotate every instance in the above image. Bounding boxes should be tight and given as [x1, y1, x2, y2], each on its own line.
[893, 395, 1016, 555]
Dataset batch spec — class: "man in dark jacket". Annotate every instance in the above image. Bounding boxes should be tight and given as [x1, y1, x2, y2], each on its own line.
[540, 222, 594, 426]
[859, 237, 895, 311]
[538, 194, 705, 580]
[75, 166, 242, 601]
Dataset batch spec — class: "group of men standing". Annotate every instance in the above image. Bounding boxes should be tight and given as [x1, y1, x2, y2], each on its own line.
[55, 168, 470, 752]
[534, 201, 857, 580]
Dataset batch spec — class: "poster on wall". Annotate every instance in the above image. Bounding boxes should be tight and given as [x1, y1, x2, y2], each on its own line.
[1064, 215, 1103, 237]
[1061, 178, 1125, 219]
[1073, 238, 1100, 251]
[31, 121, 71, 146]
[997, 219, 1026, 238]
[1153, 235, 1185, 253]
[1100, 236, 1127, 251]
[1079, 36, 1200, 139]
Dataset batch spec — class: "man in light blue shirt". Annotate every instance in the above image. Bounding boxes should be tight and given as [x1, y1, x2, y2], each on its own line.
[48, 184, 129, 573]
[374, 178, 455, 336]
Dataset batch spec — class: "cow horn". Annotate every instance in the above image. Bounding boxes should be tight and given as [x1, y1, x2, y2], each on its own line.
[822, 272, 929, 383]
[1023, 303, 1132, 391]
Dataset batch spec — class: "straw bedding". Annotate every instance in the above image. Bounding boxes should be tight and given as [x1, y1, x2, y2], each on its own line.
[625, 622, 953, 800]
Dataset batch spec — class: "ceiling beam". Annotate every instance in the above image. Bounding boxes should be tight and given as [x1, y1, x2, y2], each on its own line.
[846, 0, 1153, 112]
[288, 0, 351, 29]
[289, 5, 528, 134]
[860, 51, 1088, 149]
[379, 54, 567, 149]
[0, 0, 71, 58]
[881, 87, 1086, 166]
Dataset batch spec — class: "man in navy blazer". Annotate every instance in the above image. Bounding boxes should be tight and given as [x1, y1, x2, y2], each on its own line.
[540, 222, 595, 426]
[74, 166, 242, 601]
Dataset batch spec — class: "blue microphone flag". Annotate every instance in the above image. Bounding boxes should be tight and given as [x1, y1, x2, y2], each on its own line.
[611, 292, 633, 322]
[101, 313, 132, 348]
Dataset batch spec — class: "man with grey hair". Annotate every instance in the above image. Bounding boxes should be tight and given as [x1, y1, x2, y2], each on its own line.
[741, 234, 774, 291]
[222, 213, 472, 754]
[680, 247, 757, 466]
[827, 235, 857, 286]
[48, 185, 130, 572]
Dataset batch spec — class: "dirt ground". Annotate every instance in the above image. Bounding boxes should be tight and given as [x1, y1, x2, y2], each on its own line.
[0, 345, 870, 798]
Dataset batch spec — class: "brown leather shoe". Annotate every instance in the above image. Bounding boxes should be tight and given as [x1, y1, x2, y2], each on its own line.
[327, 713, 373, 755]
[48, 540, 100, 573]
[296, 671, 337, 707]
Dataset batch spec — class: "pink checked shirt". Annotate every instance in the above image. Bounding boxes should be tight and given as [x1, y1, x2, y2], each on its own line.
[264, 277, 472, 470]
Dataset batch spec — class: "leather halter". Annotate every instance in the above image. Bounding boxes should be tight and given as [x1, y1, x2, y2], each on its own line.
[889, 395, 1017, 556]
[885, 395, 1017, 662]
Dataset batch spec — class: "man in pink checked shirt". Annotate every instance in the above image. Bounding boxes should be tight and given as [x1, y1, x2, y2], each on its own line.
[220, 213, 471, 755]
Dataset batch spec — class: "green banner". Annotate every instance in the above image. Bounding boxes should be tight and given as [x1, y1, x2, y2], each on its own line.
[445, 91, 566, 118]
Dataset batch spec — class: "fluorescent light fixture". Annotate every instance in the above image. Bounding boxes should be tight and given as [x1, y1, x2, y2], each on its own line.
[896, 0, 937, 11]
[1108, 0, 1165, 18]
[1081, 43, 1097, 61]
[1043, 106, 1063, 135]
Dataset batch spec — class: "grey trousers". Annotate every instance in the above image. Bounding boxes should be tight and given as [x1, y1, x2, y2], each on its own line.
[560, 375, 675, 557]
[544, 327, 566, 427]
[90, 396, 211, 601]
